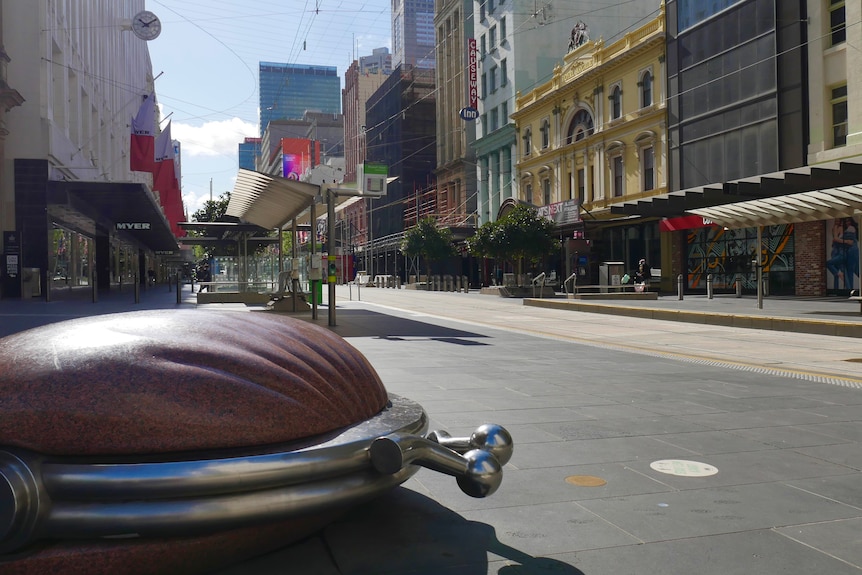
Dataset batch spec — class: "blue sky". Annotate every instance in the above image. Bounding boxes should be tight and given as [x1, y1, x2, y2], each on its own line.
[146, 1, 392, 218]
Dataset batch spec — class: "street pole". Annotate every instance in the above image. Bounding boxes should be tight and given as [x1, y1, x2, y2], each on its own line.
[756, 225, 763, 310]
[327, 187, 337, 326]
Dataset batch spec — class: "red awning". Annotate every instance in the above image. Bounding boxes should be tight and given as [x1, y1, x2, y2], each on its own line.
[659, 215, 719, 232]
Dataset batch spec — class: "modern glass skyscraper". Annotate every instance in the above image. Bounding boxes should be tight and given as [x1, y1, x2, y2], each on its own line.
[258, 62, 341, 136]
[391, 0, 435, 69]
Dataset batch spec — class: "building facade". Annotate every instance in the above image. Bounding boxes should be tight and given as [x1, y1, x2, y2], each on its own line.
[258, 62, 341, 136]
[1, 1, 179, 299]
[360, 47, 393, 75]
[258, 113, 344, 174]
[364, 65, 436, 278]
[611, 0, 862, 297]
[342, 60, 389, 184]
[392, 0, 436, 70]
[512, 10, 668, 286]
[238, 137, 261, 171]
[473, 0, 662, 226]
[433, 0, 478, 231]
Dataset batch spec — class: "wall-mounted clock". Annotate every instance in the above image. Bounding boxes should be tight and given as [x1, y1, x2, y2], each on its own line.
[132, 10, 162, 41]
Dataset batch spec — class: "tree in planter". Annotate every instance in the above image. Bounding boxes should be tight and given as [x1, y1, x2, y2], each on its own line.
[500, 204, 560, 281]
[468, 204, 560, 285]
[467, 218, 508, 285]
[400, 217, 456, 289]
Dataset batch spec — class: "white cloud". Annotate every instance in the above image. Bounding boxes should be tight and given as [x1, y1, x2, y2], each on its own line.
[171, 117, 258, 158]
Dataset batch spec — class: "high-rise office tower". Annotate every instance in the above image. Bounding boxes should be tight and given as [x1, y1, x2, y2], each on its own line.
[391, 0, 435, 69]
[359, 47, 392, 75]
[258, 62, 341, 136]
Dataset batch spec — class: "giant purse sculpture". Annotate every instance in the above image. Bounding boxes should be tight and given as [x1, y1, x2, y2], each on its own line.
[0, 310, 512, 574]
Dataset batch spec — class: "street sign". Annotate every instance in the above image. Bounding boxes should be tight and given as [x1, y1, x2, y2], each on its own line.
[460, 107, 479, 121]
[362, 162, 388, 196]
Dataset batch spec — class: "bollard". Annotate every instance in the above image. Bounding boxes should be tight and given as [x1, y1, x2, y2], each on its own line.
[735, 279, 742, 298]
[677, 274, 684, 300]
[706, 274, 713, 299]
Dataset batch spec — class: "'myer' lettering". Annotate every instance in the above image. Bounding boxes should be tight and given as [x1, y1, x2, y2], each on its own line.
[116, 223, 151, 230]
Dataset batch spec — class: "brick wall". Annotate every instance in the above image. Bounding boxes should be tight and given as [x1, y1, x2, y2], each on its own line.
[794, 220, 825, 296]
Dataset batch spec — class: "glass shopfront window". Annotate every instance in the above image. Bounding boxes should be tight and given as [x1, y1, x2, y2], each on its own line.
[686, 224, 794, 294]
[50, 227, 92, 289]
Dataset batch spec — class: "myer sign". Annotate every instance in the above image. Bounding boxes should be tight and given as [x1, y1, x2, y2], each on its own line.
[116, 223, 151, 230]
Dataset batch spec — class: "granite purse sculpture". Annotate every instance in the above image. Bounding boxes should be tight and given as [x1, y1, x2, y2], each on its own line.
[0, 310, 512, 574]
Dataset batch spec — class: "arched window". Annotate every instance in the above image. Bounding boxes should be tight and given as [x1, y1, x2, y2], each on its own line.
[640, 71, 653, 108]
[566, 109, 594, 144]
[522, 128, 532, 156]
[540, 119, 550, 149]
[609, 85, 622, 120]
[606, 142, 625, 197]
[636, 132, 656, 191]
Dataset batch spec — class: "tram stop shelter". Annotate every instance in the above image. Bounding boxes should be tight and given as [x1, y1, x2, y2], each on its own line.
[183, 170, 359, 310]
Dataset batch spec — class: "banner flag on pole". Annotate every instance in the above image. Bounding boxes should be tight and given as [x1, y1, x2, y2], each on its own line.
[153, 121, 185, 236]
[130, 93, 155, 172]
[153, 121, 178, 192]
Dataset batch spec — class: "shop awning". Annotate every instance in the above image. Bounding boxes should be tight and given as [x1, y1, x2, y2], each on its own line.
[611, 156, 862, 219]
[688, 185, 862, 229]
[226, 169, 321, 230]
[47, 180, 178, 252]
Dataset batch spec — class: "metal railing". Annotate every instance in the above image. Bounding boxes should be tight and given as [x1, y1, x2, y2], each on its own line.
[563, 272, 578, 296]
[531, 272, 546, 298]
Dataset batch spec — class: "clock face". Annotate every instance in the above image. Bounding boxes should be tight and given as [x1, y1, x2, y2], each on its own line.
[132, 10, 161, 41]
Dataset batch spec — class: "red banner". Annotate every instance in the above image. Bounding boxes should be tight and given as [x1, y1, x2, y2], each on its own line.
[468, 38, 478, 109]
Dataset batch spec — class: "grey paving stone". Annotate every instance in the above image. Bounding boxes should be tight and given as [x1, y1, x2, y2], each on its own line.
[509, 436, 685, 469]
[575, 482, 859, 542]
[646, 429, 773, 455]
[797, 421, 862, 442]
[679, 408, 844, 431]
[628, 398, 727, 416]
[627, 448, 856, 490]
[727, 424, 856, 448]
[459, 501, 642, 556]
[775, 517, 862, 568]
[550, 529, 862, 575]
[786, 473, 862, 508]
[410, 462, 674, 513]
[795, 443, 862, 470]
[535, 415, 711, 441]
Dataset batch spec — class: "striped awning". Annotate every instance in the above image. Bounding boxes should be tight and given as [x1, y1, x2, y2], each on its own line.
[226, 169, 321, 230]
[612, 156, 862, 220]
[688, 185, 862, 229]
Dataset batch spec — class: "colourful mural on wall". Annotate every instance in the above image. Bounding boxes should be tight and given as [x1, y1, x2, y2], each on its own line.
[686, 224, 795, 294]
[825, 217, 860, 292]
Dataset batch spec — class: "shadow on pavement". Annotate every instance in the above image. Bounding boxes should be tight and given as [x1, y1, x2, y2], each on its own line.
[215, 487, 585, 575]
[305, 308, 491, 343]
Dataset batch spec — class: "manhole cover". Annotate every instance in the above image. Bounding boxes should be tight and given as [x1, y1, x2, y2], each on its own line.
[565, 475, 607, 487]
[650, 459, 718, 477]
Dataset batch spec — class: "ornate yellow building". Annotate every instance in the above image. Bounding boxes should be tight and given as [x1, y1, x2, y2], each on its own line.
[511, 7, 668, 286]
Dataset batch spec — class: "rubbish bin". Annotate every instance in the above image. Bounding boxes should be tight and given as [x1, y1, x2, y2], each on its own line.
[313, 280, 323, 304]
[22, 268, 41, 298]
